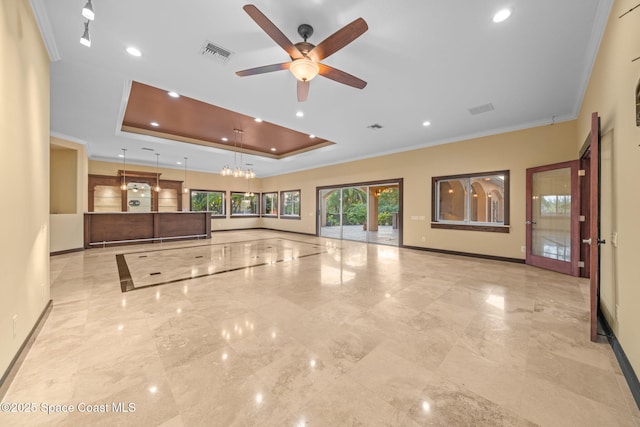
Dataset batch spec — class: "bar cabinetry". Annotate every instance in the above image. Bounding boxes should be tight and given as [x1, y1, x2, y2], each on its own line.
[84, 212, 211, 248]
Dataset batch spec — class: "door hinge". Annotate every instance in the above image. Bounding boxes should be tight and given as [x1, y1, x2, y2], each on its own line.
[579, 215, 586, 222]
[578, 261, 585, 268]
[578, 169, 586, 177]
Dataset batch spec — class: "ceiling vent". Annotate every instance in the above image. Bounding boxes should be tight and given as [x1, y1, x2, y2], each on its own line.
[141, 147, 155, 151]
[367, 123, 383, 130]
[200, 41, 232, 63]
[468, 103, 495, 115]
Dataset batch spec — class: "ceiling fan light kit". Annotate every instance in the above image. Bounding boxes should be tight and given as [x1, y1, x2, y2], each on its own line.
[236, 4, 368, 101]
[290, 58, 319, 82]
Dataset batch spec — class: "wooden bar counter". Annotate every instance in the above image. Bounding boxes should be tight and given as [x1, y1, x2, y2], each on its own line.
[84, 212, 211, 248]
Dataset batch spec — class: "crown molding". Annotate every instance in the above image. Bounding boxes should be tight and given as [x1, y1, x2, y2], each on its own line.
[29, 0, 61, 62]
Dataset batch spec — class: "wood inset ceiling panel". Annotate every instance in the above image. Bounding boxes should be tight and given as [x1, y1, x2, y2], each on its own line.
[122, 81, 333, 159]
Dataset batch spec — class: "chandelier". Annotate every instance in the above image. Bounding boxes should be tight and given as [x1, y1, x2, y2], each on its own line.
[220, 129, 255, 179]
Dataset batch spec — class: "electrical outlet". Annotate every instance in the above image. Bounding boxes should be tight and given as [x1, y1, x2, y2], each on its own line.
[421, 236, 426, 242]
[521, 246, 526, 253]
[12, 315, 18, 338]
[611, 232, 618, 247]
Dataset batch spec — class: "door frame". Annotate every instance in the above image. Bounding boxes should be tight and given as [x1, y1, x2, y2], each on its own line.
[582, 112, 601, 342]
[525, 160, 581, 276]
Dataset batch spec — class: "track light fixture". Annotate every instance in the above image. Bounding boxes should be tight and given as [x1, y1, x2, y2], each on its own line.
[82, 0, 95, 21]
[80, 21, 91, 47]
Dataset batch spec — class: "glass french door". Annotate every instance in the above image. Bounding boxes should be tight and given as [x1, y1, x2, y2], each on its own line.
[525, 160, 580, 275]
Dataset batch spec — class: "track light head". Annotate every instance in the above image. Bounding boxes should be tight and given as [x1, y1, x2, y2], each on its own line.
[82, 0, 95, 21]
[80, 21, 91, 47]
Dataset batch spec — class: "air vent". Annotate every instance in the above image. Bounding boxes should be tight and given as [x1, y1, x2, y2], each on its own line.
[141, 147, 155, 151]
[367, 123, 383, 130]
[468, 103, 495, 115]
[200, 41, 232, 63]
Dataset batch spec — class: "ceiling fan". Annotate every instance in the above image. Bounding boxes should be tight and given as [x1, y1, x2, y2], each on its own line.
[236, 4, 368, 102]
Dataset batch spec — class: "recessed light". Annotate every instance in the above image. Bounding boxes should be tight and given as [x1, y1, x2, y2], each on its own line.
[168, 91, 179, 98]
[296, 111, 304, 118]
[422, 121, 431, 127]
[254, 117, 263, 123]
[150, 122, 159, 127]
[126, 46, 142, 57]
[493, 9, 511, 23]
[270, 148, 276, 152]
[309, 134, 316, 139]
[221, 137, 228, 142]
[176, 161, 182, 165]
[118, 154, 124, 158]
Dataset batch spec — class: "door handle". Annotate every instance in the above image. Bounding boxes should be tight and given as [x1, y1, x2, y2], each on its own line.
[525, 220, 537, 225]
[583, 238, 606, 245]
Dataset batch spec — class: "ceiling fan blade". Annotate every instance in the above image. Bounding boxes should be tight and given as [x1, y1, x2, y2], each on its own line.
[318, 63, 367, 89]
[236, 62, 291, 76]
[297, 80, 309, 102]
[308, 18, 368, 62]
[243, 5, 303, 60]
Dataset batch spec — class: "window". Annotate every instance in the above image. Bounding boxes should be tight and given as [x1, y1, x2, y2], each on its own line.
[231, 192, 259, 216]
[262, 192, 278, 216]
[190, 190, 225, 216]
[432, 170, 509, 232]
[540, 195, 571, 216]
[280, 190, 301, 218]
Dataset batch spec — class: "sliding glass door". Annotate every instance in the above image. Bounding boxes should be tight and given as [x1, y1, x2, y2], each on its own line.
[317, 180, 402, 246]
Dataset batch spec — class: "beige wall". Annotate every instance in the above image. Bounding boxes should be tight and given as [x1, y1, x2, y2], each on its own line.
[50, 137, 88, 253]
[92, 120, 577, 258]
[50, 147, 77, 214]
[0, 0, 50, 375]
[576, 0, 640, 374]
[262, 121, 578, 258]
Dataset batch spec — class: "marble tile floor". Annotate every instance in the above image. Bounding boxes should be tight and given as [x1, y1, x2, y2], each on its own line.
[2, 230, 639, 426]
[319, 225, 399, 246]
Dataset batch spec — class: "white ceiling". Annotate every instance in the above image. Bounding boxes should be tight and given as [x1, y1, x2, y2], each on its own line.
[35, 0, 612, 177]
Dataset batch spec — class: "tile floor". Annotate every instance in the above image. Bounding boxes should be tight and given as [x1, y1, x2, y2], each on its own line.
[2, 230, 639, 426]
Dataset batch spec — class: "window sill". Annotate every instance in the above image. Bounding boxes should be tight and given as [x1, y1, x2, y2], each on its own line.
[430, 222, 510, 233]
[230, 214, 260, 218]
[280, 215, 301, 220]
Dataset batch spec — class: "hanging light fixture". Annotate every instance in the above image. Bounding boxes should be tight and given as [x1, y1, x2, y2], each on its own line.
[154, 153, 161, 192]
[120, 148, 127, 191]
[80, 21, 91, 47]
[82, 0, 95, 21]
[244, 178, 254, 197]
[234, 129, 245, 178]
[233, 129, 245, 178]
[220, 129, 256, 179]
[183, 157, 189, 193]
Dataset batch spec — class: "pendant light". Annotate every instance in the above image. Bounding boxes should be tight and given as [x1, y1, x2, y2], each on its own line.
[233, 129, 245, 178]
[120, 148, 127, 191]
[183, 157, 189, 194]
[154, 153, 161, 192]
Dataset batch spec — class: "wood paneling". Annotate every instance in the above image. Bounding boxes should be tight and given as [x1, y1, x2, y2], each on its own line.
[84, 212, 211, 248]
